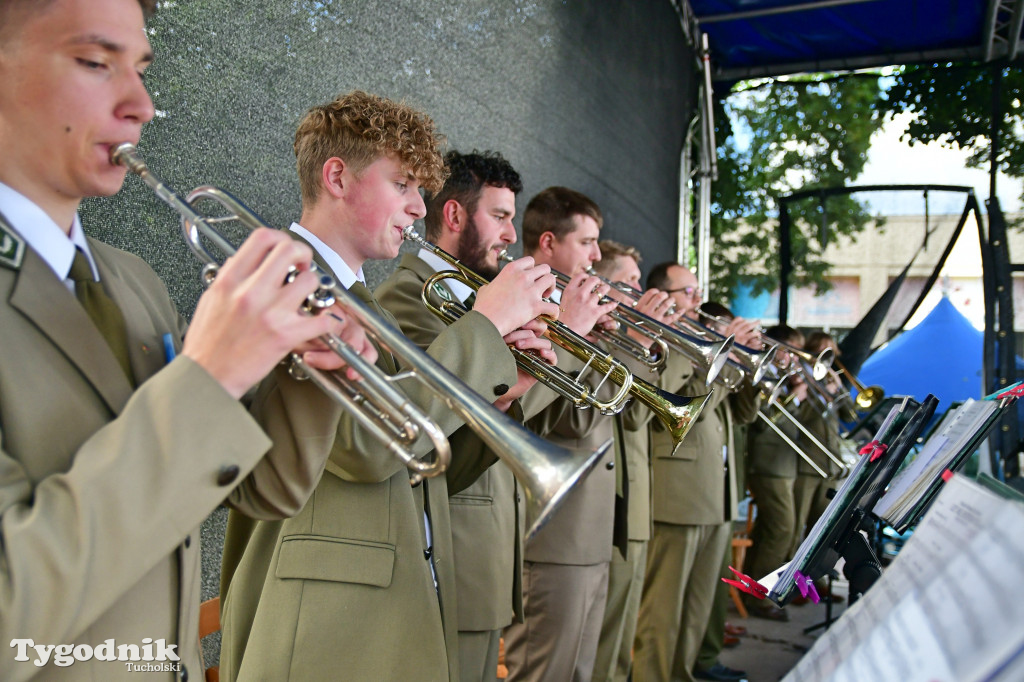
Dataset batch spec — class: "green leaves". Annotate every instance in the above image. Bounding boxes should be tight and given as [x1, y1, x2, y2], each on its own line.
[709, 76, 885, 302]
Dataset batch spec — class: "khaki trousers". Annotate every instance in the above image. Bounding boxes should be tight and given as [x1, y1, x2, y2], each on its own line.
[745, 474, 797, 586]
[458, 628, 502, 682]
[592, 539, 648, 682]
[633, 522, 731, 682]
[504, 561, 609, 682]
[790, 474, 834, 557]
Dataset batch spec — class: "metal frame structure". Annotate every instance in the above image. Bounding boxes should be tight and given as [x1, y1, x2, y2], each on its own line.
[776, 184, 1021, 478]
[686, 0, 1024, 82]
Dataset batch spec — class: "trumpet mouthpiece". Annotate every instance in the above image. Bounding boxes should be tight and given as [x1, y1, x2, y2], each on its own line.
[110, 142, 145, 173]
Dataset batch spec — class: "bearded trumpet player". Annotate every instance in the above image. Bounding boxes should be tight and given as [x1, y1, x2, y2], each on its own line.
[375, 150, 569, 682]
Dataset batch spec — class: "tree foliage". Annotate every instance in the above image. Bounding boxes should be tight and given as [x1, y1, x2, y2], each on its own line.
[881, 62, 1024, 181]
[707, 76, 886, 302]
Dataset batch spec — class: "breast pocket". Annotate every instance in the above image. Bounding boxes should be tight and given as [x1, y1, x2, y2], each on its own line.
[276, 535, 395, 588]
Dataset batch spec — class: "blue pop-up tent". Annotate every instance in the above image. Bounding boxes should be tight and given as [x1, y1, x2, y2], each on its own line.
[858, 297, 983, 413]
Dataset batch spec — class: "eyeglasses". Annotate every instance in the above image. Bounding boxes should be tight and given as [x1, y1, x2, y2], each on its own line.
[666, 286, 701, 298]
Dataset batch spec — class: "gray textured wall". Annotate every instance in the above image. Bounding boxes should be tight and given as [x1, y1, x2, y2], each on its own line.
[83, 0, 695, 303]
[78, 0, 695, 663]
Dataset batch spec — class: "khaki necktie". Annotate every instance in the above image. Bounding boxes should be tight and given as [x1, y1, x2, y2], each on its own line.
[69, 249, 135, 385]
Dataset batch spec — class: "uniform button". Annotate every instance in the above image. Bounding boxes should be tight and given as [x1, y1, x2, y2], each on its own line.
[180, 664, 189, 681]
[184, 535, 191, 549]
[606, 461, 615, 470]
[494, 383, 510, 396]
[216, 465, 240, 486]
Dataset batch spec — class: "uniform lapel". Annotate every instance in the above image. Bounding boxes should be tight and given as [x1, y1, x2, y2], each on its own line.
[9, 246, 132, 415]
[91, 243, 172, 385]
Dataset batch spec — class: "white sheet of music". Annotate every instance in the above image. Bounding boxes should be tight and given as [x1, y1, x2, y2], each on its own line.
[783, 474, 1024, 682]
[874, 399, 998, 524]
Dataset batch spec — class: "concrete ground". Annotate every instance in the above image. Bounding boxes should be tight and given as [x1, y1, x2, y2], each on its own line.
[709, 578, 850, 682]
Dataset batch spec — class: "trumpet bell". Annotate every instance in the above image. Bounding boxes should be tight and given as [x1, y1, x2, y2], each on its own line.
[629, 375, 711, 452]
[704, 336, 733, 386]
[855, 385, 884, 410]
[519, 438, 611, 540]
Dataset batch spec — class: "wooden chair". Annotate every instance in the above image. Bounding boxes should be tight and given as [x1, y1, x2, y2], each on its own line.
[729, 499, 756, 618]
[199, 597, 221, 682]
[498, 637, 508, 678]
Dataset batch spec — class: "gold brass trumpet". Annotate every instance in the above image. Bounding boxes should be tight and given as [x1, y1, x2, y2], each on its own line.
[112, 143, 607, 539]
[402, 229, 711, 449]
[580, 268, 735, 387]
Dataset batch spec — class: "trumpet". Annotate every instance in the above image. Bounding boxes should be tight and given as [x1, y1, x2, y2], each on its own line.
[771, 337, 834, 381]
[580, 268, 734, 387]
[402, 229, 711, 449]
[112, 143, 607, 540]
[675, 311, 778, 387]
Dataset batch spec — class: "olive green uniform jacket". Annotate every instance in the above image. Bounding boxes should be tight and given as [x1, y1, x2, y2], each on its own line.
[219, 256, 519, 681]
[0, 224, 271, 682]
[375, 252, 538, 633]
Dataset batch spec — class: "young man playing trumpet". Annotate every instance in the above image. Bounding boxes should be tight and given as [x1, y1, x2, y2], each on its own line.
[0, 1, 372, 680]
[219, 93, 560, 681]
[374, 149, 557, 682]
[503, 189, 678, 682]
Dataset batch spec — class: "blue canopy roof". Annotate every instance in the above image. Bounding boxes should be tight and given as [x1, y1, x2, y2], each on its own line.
[686, 0, 1024, 83]
[858, 297, 983, 413]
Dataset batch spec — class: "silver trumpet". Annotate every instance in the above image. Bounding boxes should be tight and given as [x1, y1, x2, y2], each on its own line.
[579, 267, 734, 387]
[112, 143, 607, 539]
[403, 229, 711, 449]
[675, 311, 778, 387]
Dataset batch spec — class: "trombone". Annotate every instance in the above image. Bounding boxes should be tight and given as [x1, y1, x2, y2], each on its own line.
[758, 366, 849, 475]
[112, 143, 607, 540]
[580, 268, 735, 387]
[754, 370, 828, 478]
[833, 357, 885, 411]
[402, 228, 711, 449]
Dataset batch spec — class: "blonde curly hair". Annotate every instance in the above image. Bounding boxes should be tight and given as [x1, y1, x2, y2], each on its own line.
[294, 90, 448, 203]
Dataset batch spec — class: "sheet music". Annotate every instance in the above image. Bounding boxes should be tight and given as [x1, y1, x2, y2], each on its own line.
[874, 399, 999, 525]
[784, 474, 1024, 682]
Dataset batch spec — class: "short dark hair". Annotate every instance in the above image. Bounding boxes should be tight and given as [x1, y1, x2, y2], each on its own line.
[522, 187, 602, 254]
[804, 330, 834, 353]
[0, 0, 157, 43]
[764, 324, 803, 346]
[423, 150, 522, 241]
[699, 301, 732, 321]
[646, 261, 677, 291]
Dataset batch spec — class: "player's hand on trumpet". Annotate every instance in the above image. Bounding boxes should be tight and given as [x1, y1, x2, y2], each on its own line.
[557, 272, 618, 340]
[474, 256, 559, 336]
[183, 229, 368, 399]
[494, 319, 558, 411]
[626, 288, 680, 349]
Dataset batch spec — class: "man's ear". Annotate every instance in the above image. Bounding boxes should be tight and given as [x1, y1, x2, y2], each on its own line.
[442, 199, 467, 233]
[321, 157, 347, 199]
[537, 231, 557, 256]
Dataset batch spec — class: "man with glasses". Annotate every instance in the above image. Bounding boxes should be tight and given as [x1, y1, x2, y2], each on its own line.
[633, 264, 761, 682]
